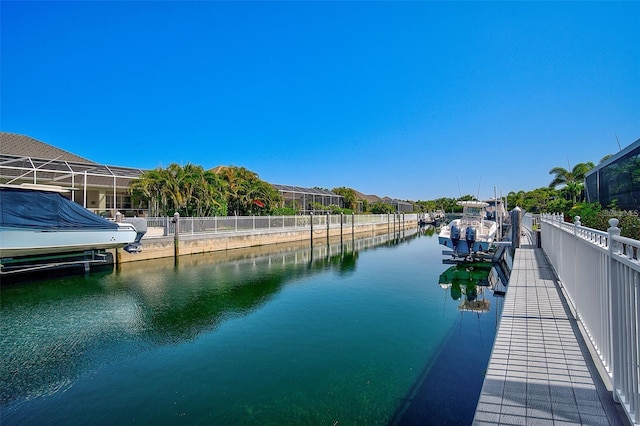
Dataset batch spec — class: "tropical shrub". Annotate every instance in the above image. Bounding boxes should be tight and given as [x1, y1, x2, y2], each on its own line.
[270, 206, 298, 216]
[369, 202, 395, 214]
[564, 203, 640, 240]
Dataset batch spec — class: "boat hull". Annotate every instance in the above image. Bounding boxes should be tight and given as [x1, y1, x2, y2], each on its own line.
[0, 226, 138, 258]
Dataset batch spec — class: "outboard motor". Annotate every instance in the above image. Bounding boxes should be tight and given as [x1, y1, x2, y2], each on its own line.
[450, 224, 460, 251]
[451, 282, 462, 301]
[123, 217, 147, 253]
[466, 283, 478, 302]
[465, 226, 476, 252]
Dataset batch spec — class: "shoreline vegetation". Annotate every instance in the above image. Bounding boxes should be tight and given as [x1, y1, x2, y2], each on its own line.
[129, 159, 639, 240]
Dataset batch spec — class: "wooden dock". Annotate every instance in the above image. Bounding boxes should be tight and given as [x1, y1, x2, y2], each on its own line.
[473, 237, 627, 425]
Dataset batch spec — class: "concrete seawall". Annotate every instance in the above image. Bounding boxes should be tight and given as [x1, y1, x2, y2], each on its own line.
[113, 219, 419, 263]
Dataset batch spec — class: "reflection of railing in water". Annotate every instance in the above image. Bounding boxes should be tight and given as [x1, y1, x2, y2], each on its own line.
[133, 227, 422, 277]
[118, 228, 423, 342]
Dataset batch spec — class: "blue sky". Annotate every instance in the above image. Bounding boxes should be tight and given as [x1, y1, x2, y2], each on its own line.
[2, 1, 639, 201]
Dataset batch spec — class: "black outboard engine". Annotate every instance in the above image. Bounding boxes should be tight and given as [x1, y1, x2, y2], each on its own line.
[465, 226, 476, 252]
[466, 284, 478, 302]
[123, 217, 147, 253]
[450, 224, 461, 251]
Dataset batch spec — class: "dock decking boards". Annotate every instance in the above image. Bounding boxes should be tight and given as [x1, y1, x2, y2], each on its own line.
[473, 239, 627, 425]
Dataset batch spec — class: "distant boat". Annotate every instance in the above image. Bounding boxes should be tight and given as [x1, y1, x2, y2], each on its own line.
[0, 184, 144, 259]
[438, 201, 498, 258]
[484, 198, 507, 222]
[418, 210, 446, 226]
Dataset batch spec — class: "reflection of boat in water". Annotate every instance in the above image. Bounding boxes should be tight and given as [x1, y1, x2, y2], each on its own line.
[459, 298, 490, 313]
[438, 262, 493, 288]
[438, 201, 497, 259]
[438, 262, 505, 313]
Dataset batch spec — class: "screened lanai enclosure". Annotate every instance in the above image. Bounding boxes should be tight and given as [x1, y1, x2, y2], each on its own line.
[0, 156, 346, 218]
[0, 133, 349, 218]
[272, 184, 343, 214]
[0, 154, 146, 218]
[585, 137, 640, 211]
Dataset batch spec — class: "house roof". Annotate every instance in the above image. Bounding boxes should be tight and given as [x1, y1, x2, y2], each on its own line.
[0, 132, 144, 189]
[353, 189, 382, 204]
[0, 132, 96, 164]
[272, 184, 341, 197]
[0, 132, 413, 203]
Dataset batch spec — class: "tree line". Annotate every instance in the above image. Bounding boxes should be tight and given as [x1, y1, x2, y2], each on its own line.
[129, 166, 406, 217]
[129, 157, 638, 239]
[130, 164, 281, 217]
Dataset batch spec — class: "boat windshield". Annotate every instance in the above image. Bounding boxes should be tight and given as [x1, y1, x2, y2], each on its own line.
[464, 207, 483, 216]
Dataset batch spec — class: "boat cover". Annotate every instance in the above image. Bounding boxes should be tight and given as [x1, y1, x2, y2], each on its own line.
[0, 187, 118, 230]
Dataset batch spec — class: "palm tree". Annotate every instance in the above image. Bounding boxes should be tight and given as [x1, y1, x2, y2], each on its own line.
[548, 162, 595, 203]
[507, 190, 526, 209]
[600, 154, 613, 164]
[130, 167, 172, 216]
[332, 187, 357, 210]
[130, 163, 227, 217]
[212, 166, 282, 215]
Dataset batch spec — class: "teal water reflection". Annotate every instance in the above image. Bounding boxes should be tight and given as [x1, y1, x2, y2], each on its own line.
[1, 229, 503, 425]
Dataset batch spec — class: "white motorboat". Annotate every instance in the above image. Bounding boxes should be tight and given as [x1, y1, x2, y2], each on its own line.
[0, 184, 143, 258]
[438, 201, 498, 257]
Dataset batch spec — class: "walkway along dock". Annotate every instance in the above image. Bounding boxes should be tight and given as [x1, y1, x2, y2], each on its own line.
[474, 215, 639, 425]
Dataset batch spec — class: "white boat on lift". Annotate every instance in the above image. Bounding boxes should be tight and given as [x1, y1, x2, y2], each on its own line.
[0, 184, 144, 259]
[438, 201, 498, 258]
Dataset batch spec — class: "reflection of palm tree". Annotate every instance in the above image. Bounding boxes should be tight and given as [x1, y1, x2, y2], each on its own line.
[548, 162, 594, 203]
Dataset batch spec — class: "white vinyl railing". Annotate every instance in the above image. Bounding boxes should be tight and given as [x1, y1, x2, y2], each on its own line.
[145, 213, 418, 237]
[540, 213, 639, 425]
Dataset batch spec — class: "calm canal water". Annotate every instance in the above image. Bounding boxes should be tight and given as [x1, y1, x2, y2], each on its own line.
[1, 228, 506, 425]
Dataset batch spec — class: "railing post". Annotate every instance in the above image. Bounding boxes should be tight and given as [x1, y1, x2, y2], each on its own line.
[352, 212, 355, 238]
[607, 218, 621, 404]
[571, 216, 581, 316]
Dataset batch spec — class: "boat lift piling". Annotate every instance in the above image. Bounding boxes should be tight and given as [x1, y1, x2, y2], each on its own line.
[173, 212, 180, 259]
[510, 206, 522, 249]
[115, 211, 123, 268]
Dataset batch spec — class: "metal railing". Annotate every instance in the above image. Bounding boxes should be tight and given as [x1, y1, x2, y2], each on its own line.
[540, 213, 639, 425]
[145, 213, 418, 237]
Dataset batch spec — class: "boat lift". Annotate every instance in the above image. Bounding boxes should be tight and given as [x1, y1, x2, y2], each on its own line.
[0, 250, 114, 275]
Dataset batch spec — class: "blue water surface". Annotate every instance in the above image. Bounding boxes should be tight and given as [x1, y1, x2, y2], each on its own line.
[1, 229, 504, 425]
